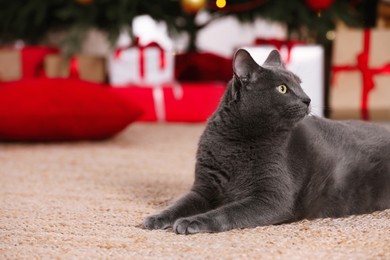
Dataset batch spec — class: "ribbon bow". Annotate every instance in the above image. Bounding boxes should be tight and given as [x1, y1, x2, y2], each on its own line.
[332, 29, 390, 120]
[115, 37, 166, 79]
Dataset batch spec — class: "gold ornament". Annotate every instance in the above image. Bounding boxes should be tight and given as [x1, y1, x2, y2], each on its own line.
[180, 0, 207, 14]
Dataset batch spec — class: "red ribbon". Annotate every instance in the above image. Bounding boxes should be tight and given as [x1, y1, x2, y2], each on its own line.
[332, 29, 390, 120]
[115, 38, 166, 79]
[69, 57, 80, 79]
[255, 38, 302, 63]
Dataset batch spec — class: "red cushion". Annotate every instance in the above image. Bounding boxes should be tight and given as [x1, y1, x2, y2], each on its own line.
[0, 79, 143, 141]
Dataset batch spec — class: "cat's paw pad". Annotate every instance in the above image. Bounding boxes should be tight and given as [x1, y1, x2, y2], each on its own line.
[143, 214, 171, 230]
[173, 218, 203, 235]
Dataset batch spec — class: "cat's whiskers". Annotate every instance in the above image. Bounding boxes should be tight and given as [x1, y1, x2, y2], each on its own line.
[308, 104, 325, 117]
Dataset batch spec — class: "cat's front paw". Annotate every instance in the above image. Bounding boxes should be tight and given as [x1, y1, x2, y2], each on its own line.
[143, 214, 172, 230]
[173, 217, 209, 235]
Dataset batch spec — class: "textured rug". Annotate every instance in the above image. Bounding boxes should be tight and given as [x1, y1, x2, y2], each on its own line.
[1, 123, 389, 259]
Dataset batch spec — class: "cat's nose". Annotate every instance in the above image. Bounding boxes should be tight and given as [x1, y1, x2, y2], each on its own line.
[302, 98, 311, 107]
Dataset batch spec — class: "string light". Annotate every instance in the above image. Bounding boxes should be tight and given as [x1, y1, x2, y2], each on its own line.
[209, 0, 264, 12]
[216, 0, 226, 8]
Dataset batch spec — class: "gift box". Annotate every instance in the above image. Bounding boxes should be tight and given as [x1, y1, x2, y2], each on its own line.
[0, 49, 21, 81]
[0, 46, 58, 81]
[108, 39, 174, 86]
[331, 28, 390, 121]
[244, 39, 324, 117]
[45, 54, 106, 83]
[22, 46, 59, 78]
[175, 52, 232, 83]
[111, 82, 226, 122]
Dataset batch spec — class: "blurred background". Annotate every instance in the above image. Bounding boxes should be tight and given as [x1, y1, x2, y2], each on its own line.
[0, 0, 389, 142]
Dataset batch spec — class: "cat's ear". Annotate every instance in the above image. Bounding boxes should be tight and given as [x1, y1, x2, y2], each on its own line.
[263, 49, 285, 68]
[233, 49, 260, 80]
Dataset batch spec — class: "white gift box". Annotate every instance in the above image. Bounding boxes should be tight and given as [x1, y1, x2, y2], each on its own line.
[108, 45, 174, 86]
[244, 45, 324, 117]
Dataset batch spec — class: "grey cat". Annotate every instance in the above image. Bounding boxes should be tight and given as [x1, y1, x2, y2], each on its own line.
[143, 49, 390, 234]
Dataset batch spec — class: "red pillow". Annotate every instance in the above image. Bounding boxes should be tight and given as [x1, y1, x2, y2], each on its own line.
[0, 79, 143, 141]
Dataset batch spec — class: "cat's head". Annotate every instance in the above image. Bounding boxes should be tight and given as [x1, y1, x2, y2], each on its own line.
[228, 49, 311, 129]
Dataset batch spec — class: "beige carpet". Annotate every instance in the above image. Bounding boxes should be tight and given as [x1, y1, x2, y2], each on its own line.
[1, 123, 389, 259]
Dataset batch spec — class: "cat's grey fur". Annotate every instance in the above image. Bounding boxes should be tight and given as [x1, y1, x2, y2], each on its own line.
[143, 49, 390, 234]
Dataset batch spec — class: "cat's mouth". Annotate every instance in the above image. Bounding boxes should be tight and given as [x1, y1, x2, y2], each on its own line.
[306, 105, 312, 115]
[285, 104, 309, 120]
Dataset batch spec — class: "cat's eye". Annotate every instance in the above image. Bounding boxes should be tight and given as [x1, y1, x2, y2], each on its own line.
[277, 85, 287, 94]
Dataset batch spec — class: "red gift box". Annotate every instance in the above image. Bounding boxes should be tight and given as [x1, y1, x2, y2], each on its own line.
[0, 45, 58, 82]
[112, 83, 226, 122]
[175, 52, 232, 83]
[21, 46, 59, 78]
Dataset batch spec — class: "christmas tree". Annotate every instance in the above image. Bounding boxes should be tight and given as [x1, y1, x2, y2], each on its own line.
[0, 0, 375, 53]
